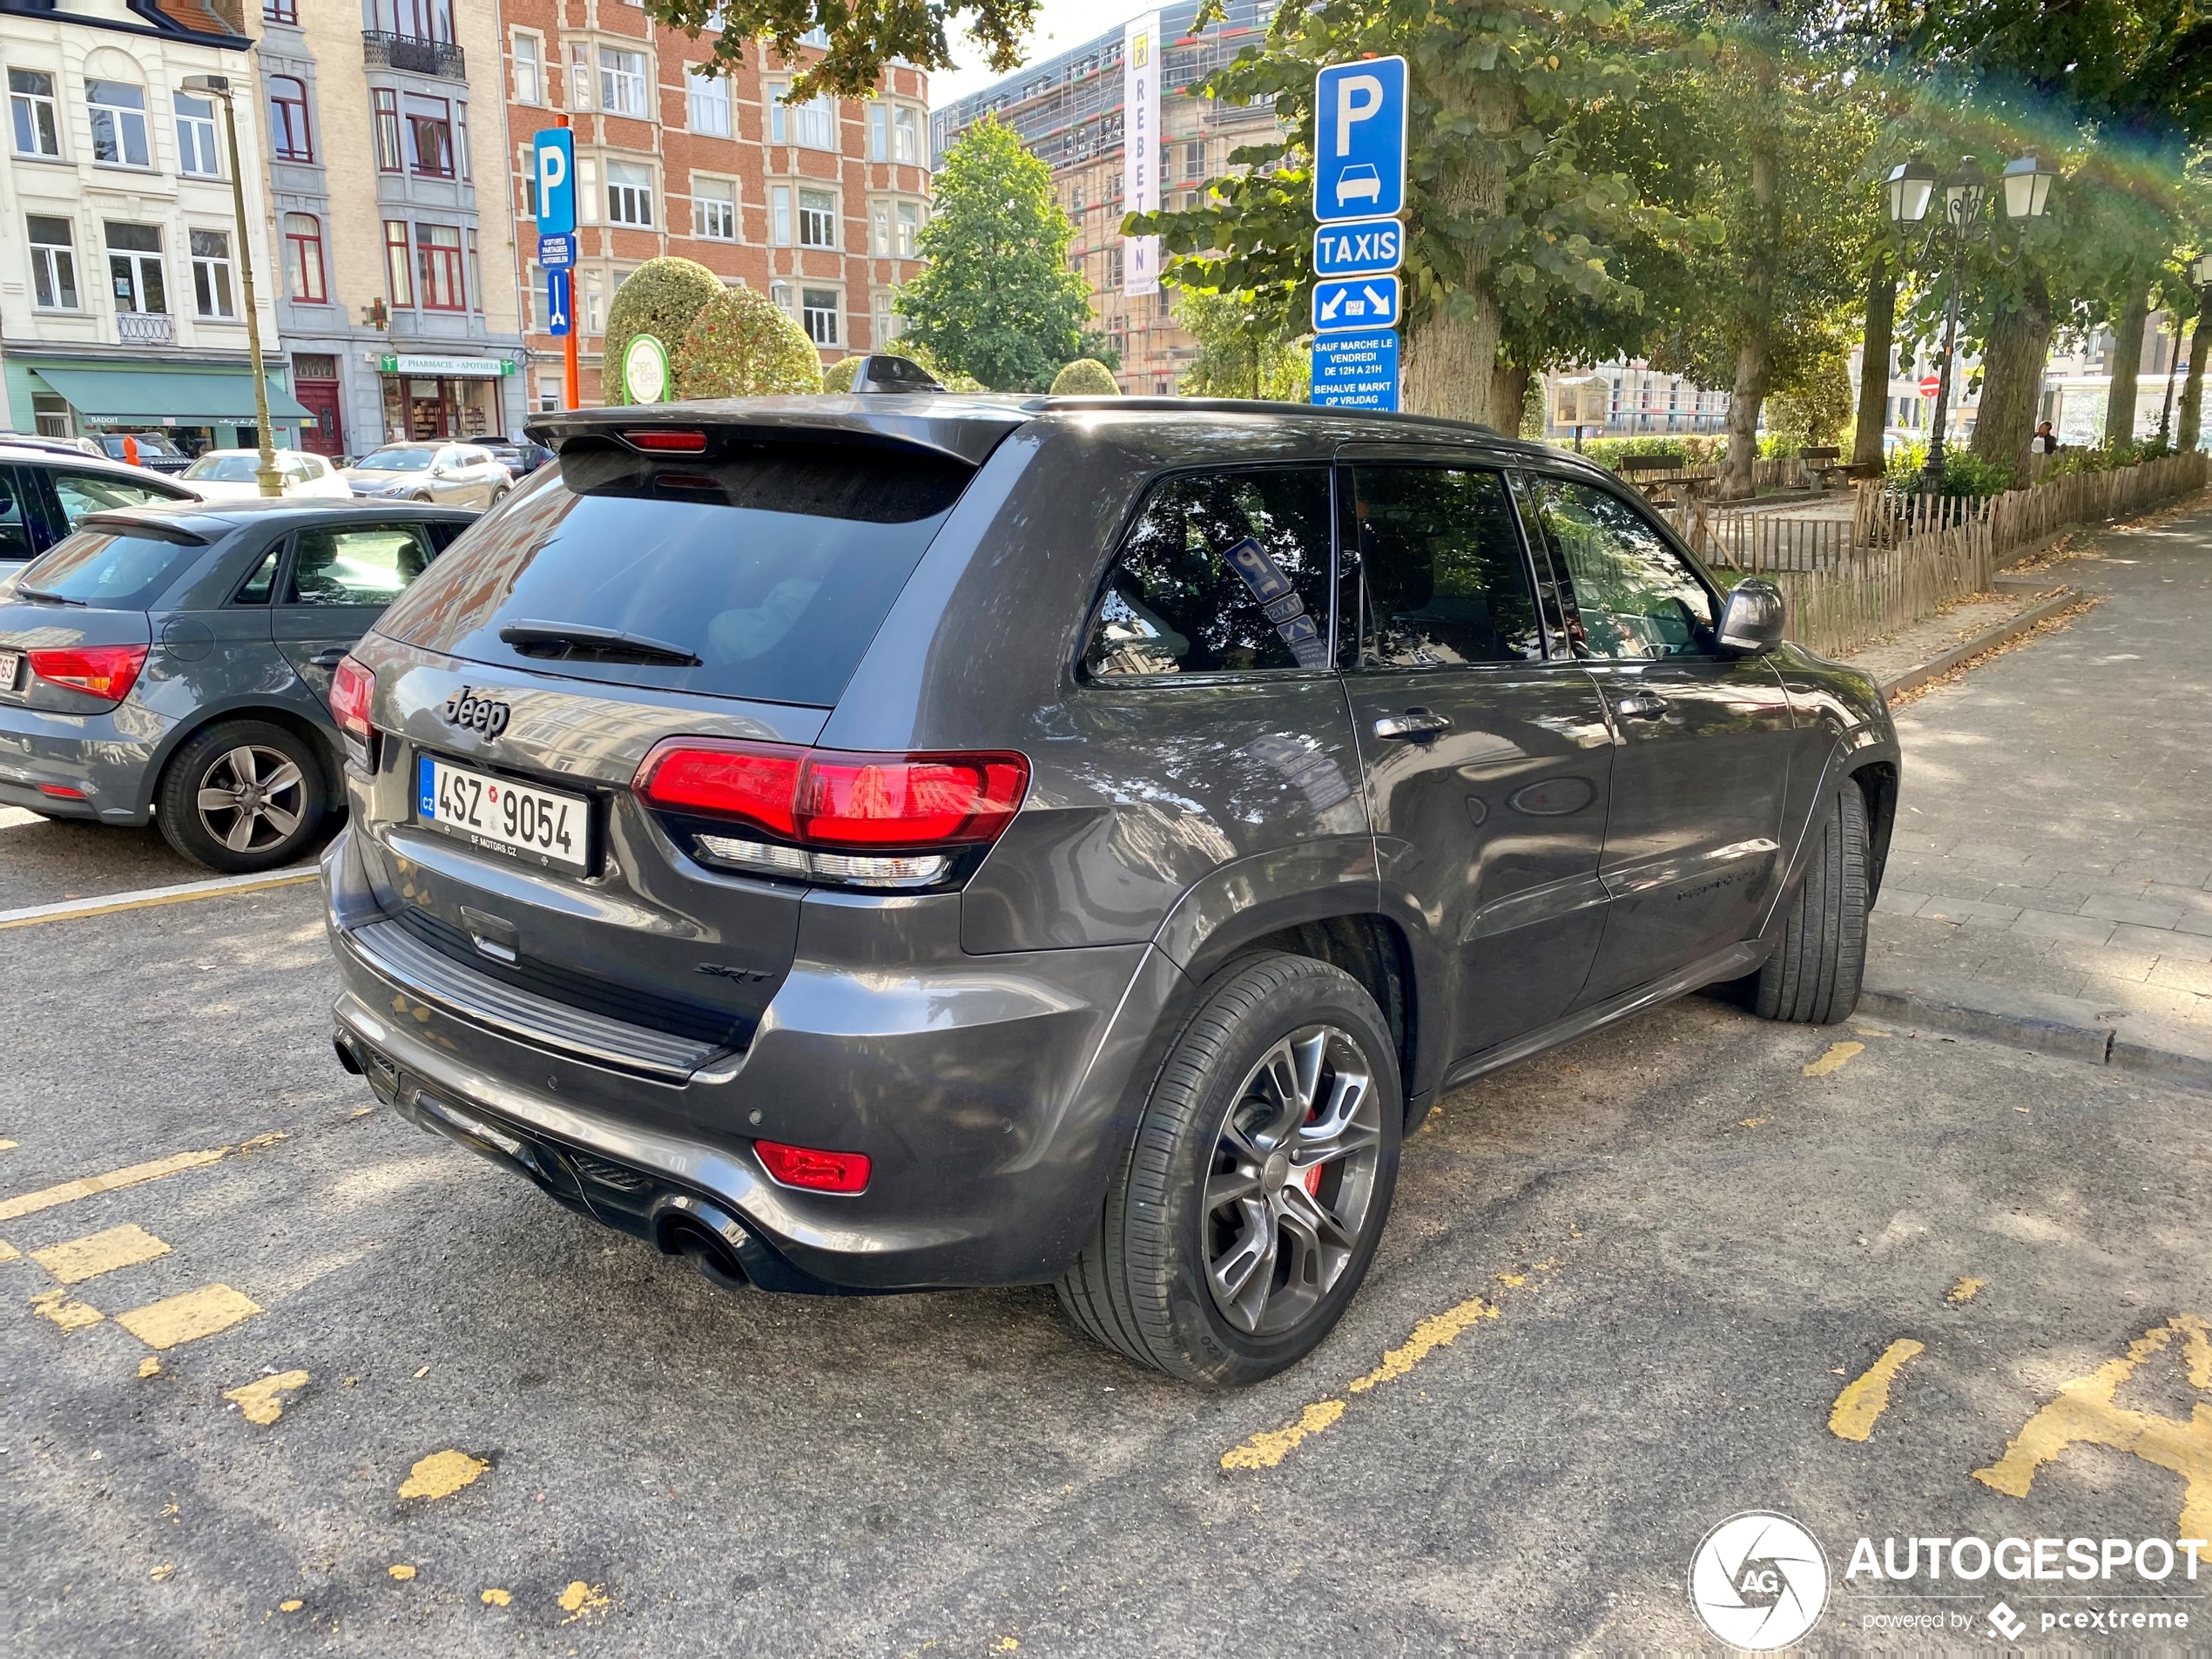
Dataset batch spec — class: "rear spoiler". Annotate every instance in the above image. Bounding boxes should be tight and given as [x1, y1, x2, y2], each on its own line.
[77, 512, 212, 546]
[525, 395, 1035, 469]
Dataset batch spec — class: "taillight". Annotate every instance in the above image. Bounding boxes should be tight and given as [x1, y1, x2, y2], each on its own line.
[754, 1138, 871, 1194]
[28, 644, 147, 705]
[329, 656, 376, 741]
[624, 428, 708, 453]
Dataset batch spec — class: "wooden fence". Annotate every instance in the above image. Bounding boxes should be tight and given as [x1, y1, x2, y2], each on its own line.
[1671, 450, 2209, 660]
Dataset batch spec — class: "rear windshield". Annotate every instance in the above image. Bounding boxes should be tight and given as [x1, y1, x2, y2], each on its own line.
[374, 438, 974, 706]
[183, 455, 262, 482]
[16, 528, 206, 610]
[357, 448, 434, 471]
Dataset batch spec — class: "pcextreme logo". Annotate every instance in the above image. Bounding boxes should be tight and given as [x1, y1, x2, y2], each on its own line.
[1689, 1512, 1831, 1650]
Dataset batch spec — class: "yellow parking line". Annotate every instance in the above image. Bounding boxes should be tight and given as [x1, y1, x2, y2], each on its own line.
[0, 869, 316, 931]
[114, 1284, 262, 1350]
[30, 1223, 172, 1285]
[1830, 1338, 1925, 1440]
[0, 1133, 282, 1224]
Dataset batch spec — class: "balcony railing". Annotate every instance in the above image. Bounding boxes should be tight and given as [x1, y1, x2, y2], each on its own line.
[118, 311, 173, 345]
[362, 31, 465, 80]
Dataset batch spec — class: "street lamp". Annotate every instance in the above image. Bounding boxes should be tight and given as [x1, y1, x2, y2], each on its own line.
[179, 74, 281, 498]
[1887, 152, 2055, 490]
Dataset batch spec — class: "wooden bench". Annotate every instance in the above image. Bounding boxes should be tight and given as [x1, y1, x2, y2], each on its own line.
[1798, 446, 1848, 489]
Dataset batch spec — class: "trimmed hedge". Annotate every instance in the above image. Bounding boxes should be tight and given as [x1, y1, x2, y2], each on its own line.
[603, 258, 725, 404]
[681, 287, 823, 397]
[1049, 358, 1121, 395]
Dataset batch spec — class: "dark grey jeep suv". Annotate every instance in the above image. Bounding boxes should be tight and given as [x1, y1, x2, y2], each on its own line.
[323, 397, 1898, 1386]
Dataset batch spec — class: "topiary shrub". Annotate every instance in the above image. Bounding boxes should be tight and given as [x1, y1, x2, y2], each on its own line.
[680, 287, 824, 398]
[603, 257, 725, 403]
[1049, 358, 1121, 395]
[822, 355, 863, 393]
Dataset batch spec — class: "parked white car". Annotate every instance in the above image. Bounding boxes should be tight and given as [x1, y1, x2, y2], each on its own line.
[179, 448, 353, 502]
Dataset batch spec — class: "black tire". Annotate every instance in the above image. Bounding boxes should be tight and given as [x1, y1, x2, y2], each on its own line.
[1749, 783, 1870, 1023]
[488, 486, 509, 508]
[1056, 951, 1403, 1386]
[155, 718, 328, 874]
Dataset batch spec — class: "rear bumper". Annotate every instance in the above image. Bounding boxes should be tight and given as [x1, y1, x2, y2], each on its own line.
[0, 703, 160, 824]
[322, 826, 1185, 1291]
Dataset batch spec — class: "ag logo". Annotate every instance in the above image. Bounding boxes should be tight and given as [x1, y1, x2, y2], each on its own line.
[1688, 1512, 1830, 1650]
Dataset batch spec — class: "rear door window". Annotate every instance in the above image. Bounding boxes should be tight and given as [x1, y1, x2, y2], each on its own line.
[1339, 465, 1543, 667]
[374, 439, 975, 707]
[284, 523, 434, 606]
[1084, 467, 1334, 678]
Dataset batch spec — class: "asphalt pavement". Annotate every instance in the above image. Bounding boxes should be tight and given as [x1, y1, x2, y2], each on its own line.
[3, 856, 2208, 1655]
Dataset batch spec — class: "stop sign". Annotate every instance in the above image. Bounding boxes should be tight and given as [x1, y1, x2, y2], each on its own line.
[1919, 374, 1941, 398]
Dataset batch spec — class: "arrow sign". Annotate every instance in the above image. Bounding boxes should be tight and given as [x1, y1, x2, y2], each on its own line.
[1313, 217, 1402, 278]
[535, 127, 576, 238]
[1312, 273, 1399, 334]
[546, 267, 572, 338]
[1313, 57, 1407, 224]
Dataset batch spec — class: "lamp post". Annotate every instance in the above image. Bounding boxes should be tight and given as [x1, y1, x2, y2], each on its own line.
[1886, 152, 2056, 491]
[179, 73, 281, 499]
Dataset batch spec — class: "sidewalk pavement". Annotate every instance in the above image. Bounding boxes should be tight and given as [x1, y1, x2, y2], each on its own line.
[1856, 493, 2212, 1083]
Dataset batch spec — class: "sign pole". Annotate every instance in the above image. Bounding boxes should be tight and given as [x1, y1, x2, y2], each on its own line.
[556, 115, 580, 410]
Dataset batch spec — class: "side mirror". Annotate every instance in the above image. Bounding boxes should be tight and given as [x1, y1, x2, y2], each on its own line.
[1718, 579, 1785, 654]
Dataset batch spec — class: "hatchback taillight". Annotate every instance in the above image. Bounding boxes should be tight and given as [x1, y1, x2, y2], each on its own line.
[28, 644, 147, 705]
[329, 656, 376, 741]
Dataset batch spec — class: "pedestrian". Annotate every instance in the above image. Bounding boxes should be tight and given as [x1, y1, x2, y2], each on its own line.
[122, 433, 140, 467]
[2032, 421, 2059, 454]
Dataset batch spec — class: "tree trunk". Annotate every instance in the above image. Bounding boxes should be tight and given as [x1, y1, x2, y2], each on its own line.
[1851, 251, 1895, 469]
[2102, 280, 2150, 448]
[2178, 315, 2205, 454]
[1488, 363, 1530, 438]
[1968, 269, 2051, 489]
[1402, 70, 1514, 425]
[1721, 133, 1780, 500]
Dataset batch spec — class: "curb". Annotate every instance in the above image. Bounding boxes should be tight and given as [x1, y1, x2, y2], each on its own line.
[1876, 586, 2080, 701]
[1858, 970, 2212, 1091]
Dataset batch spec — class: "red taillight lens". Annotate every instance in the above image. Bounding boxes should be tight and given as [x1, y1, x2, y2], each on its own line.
[634, 739, 1028, 852]
[329, 655, 376, 741]
[625, 428, 708, 453]
[754, 1138, 871, 1194]
[28, 644, 147, 705]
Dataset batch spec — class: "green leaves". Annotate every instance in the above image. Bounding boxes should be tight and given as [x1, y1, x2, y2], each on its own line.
[637, 0, 1041, 99]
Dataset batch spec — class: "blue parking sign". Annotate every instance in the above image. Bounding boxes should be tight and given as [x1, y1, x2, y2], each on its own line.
[1312, 274, 1400, 334]
[535, 127, 576, 238]
[1312, 331, 1399, 412]
[1313, 57, 1407, 224]
[546, 267, 572, 338]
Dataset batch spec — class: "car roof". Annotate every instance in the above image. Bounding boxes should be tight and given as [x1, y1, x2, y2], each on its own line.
[86, 497, 475, 536]
[0, 441, 197, 478]
[195, 446, 313, 457]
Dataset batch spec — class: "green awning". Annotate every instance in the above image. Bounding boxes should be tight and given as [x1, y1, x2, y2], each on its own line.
[30, 367, 312, 422]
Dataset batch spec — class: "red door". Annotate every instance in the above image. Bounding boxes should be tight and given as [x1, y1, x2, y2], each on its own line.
[295, 381, 344, 457]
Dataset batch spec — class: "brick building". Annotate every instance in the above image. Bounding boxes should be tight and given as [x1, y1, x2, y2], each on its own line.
[493, 9, 930, 409]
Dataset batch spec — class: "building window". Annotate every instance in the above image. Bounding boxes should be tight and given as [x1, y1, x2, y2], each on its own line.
[693, 176, 736, 239]
[88, 80, 151, 168]
[770, 280, 792, 316]
[415, 223, 464, 309]
[768, 82, 833, 148]
[569, 44, 591, 111]
[383, 0, 455, 39]
[894, 105, 918, 163]
[526, 261, 548, 330]
[190, 228, 236, 319]
[27, 216, 78, 309]
[606, 160, 653, 226]
[868, 104, 887, 161]
[577, 156, 600, 224]
[599, 48, 649, 118]
[267, 75, 312, 162]
[469, 228, 482, 310]
[383, 219, 413, 306]
[687, 69, 730, 135]
[512, 31, 543, 105]
[282, 212, 326, 302]
[896, 200, 921, 259]
[798, 188, 836, 249]
[536, 369, 561, 413]
[1183, 139, 1204, 180]
[174, 91, 219, 176]
[518, 145, 539, 216]
[800, 288, 839, 346]
[871, 202, 890, 256]
[373, 89, 401, 172]
[582, 268, 604, 335]
[264, 0, 299, 20]
[406, 94, 453, 177]
[772, 185, 791, 246]
[456, 100, 471, 179]
[10, 69, 61, 158]
[105, 222, 165, 313]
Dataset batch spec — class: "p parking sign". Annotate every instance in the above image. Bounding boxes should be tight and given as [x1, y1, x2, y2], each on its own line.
[1313, 57, 1407, 223]
[535, 127, 575, 238]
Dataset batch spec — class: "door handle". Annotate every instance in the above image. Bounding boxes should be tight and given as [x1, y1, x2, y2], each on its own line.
[1373, 707, 1452, 741]
[311, 647, 351, 667]
[1614, 691, 1670, 720]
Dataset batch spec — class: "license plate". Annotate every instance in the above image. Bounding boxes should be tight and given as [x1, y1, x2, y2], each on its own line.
[417, 755, 590, 872]
[0, 651, 17, 692]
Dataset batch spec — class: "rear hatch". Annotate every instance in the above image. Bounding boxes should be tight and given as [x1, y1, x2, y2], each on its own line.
[0, 513, 214, 711]
[350, 404, 1026, 1069]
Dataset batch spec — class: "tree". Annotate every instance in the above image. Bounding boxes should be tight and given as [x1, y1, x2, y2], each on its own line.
[682, 287, 823, 396]
[1049, 359, 1121, 395]
[604, 257, 726, 404]
[894, 116, 1092, 391]
[1173, 287, 1309, 401]
[1850, 250, 1896, 469]
[638, 0, 1037, 98]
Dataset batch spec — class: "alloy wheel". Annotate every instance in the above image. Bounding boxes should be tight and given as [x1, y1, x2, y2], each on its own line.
[1204, 1024, 1384, 1337]
[195, 744, 307, 854]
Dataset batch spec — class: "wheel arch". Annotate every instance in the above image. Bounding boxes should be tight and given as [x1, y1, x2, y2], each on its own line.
[140, 698, 343, 821]
[1844, 758, 1898, 902]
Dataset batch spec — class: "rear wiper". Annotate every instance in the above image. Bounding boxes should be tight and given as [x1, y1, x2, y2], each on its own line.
[15, 586, 84, 606]
[497, 620, 701, 667]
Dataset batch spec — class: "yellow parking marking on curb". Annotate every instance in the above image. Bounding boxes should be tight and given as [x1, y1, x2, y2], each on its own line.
[399, 1448, 489, 1501]
[30, 1224, 171, 1285]
[224, 1370, 309, 1426]
[1804, 1041, 1865, 1076]
[30, 1287, 103, 1332]
[1973, 1313, 2212, 1536]
[480, 1588, 512, 1607]
[0, 1146, 233, 1224]
[1947, 1277, 1986, 1305]
[1220, 1399, 1346, 1471]
[0, 869, 317, 931]
[114, 1284, 262, 1350]
[1830, 1339, 1925, 1441]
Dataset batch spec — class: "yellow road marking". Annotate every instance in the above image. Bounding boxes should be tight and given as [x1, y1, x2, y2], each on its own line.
[1973, 1313, 2212, 1536]
[480, 1588, 512, 1607]
[557, 1580, 610, 1624]
[0, 1139, 17, 1151]
[399, 1448, 489, 1501]
[1348, 1295, 1501, 1395]
[1740, 1116, 1769, 1129]
[1804, 1041, 1865, 1076]
[30, 1223, 172, 1285]
[0, 1240, 17, 1261]
[224, 1370, 310, 1426]
[114, 1284, 262, 1350]
[138, 1356, 162, 1379]
[1830, 1339, 1925, 1441]
[280, 1600, 303, 1613]
[0, 869, 317, 931]
[29, 1287, 103, 1332]
[1947, 1277, 1986, 1305]
[0, 1149, 226, 1223]
[1220, 1400, 1346, 1471]
[388, 1564, 417, 1581]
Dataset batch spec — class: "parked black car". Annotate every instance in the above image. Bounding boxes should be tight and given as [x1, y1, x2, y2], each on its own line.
[0, 437, 202, 567]
[323, 398, 1898, 1385]
[84, 432, 197, 475]
[482, 435, 556, 477]
[0, 498, 474, 871]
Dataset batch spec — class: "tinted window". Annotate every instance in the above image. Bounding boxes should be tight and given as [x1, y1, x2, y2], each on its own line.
[16, 528, 203, 609]
[358, 448, 433, 471]
[0, 467, 31, 562]
[285, 524, 433, 607]
[49, 469, 192, 529]
[1525, 478, 1714, 659]
[375, 442, 974, 707]
[1340, 466, 1541, 668]
[1085, 468, 1333, 678]
[184, 455, 264, 482]
[233, 545, 280, 604]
